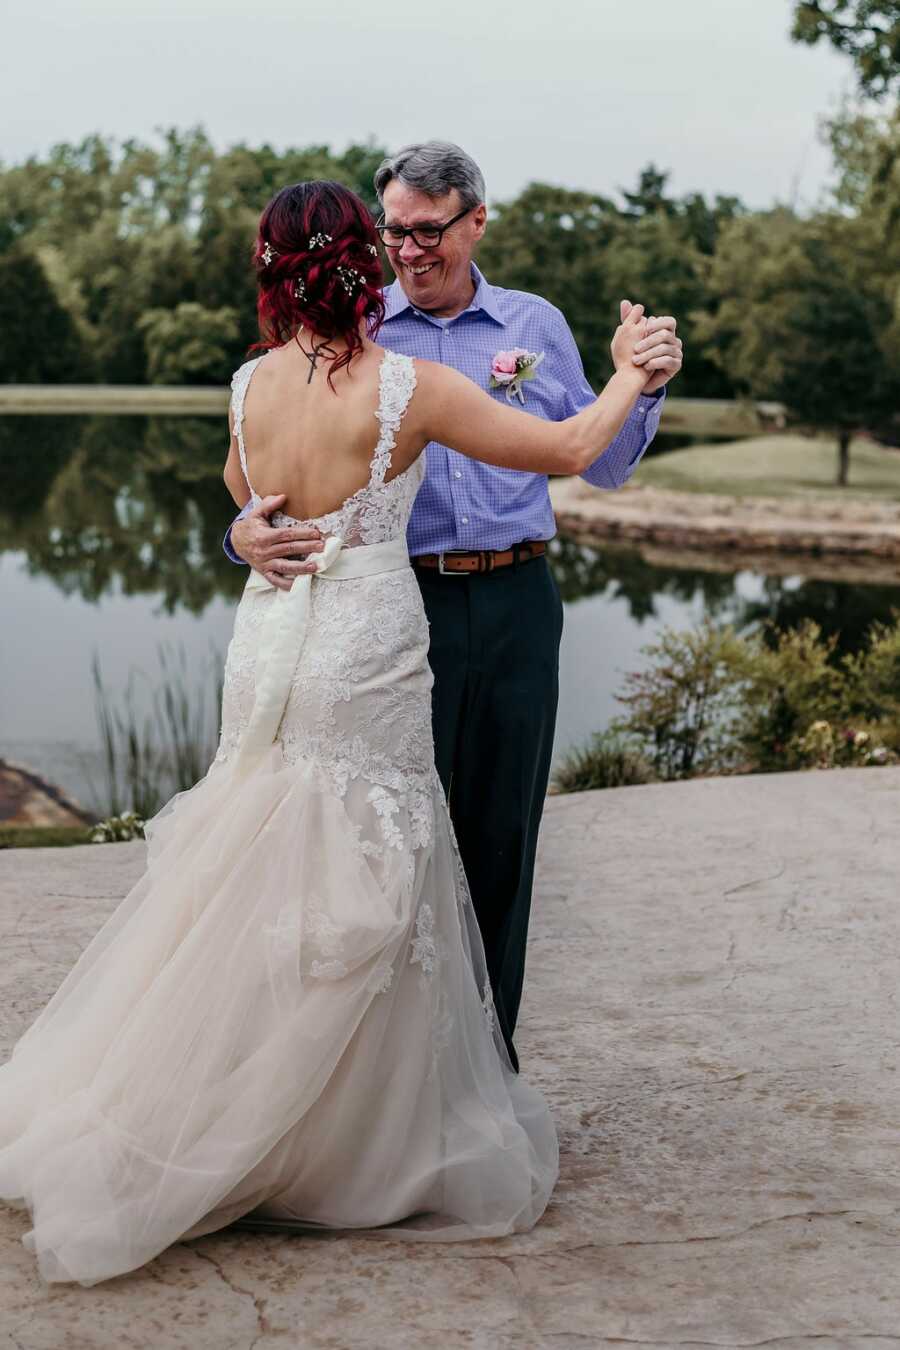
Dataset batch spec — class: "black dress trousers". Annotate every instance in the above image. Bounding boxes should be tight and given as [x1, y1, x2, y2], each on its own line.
[415, 555, 564, 1072]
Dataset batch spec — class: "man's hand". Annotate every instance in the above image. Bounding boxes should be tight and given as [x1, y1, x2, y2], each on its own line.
[620, 299, 683, 394]
[231, 495, 324, 592]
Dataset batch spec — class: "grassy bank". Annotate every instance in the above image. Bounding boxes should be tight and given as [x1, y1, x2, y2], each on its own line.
[637, 434, 900, 501]
[0, 825, 94, 849]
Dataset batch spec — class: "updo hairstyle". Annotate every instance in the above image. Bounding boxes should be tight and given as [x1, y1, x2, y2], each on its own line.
[252, 180, 384, 383]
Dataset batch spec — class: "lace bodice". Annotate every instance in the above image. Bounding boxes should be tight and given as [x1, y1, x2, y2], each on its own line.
[230, 349, 422, 548]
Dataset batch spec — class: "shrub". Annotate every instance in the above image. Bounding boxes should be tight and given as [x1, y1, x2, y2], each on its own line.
[613, 619, 748, 780]
[552, 732, 657, 794]
[736, 621, 847, 771]
[843, 615, 900, 751]
[566, 614, 900, 789]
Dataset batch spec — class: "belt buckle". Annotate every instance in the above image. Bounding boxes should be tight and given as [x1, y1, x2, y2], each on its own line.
[438, 552, 464, 576]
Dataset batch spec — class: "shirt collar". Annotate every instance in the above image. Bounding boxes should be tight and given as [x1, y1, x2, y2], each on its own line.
[382, 263, 506, 328]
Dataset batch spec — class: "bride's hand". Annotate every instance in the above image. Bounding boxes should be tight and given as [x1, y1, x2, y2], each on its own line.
[610, 301, 648, 375]
[620, 299, 684, 392]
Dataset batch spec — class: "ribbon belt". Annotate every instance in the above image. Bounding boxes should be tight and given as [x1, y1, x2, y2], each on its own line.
[235, 536, 410, 766]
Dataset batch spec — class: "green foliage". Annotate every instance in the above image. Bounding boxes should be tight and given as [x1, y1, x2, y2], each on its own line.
[695, 205, 897, 481]
[551, 732, 657, 794]
[0, 130, 388, 385]
[90, 812, 146, 844]
[791, 1, 900, 99]
[0, 825, 93, 849]
[139, 302, 241, 385]
[736, 622, 847, 770]
[583, 615, 900, 789]
[613, 619, 748, 779]
[842, 615, 900, 745]
[0, 246, 95, 382]
[86, 645, 222, 819]
[478, 169, 741, 398]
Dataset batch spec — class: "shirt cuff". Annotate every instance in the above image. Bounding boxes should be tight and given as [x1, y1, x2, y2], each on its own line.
[580, 386, 666, 489]
[223, 501, 254, 564]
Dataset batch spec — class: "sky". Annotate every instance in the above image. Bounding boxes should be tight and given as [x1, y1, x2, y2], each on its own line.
[3, 0, 854, 211]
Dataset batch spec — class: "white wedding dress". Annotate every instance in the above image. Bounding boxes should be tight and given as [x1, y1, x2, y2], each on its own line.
[0, 349, 558, 1285]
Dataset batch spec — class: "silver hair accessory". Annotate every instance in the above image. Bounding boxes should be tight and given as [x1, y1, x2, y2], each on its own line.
[260, 242, 277, 266]
[308, 233, 332, 249]
[366, 243, 377, 256]
[293, 277, 307, 301]
[336, 265, 362, 295]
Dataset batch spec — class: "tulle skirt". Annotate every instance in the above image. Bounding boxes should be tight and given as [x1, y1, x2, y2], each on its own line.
[0, 745, 558, 1285]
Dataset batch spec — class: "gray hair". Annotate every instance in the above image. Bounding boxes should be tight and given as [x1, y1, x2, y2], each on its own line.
[374, 141, 486, 209]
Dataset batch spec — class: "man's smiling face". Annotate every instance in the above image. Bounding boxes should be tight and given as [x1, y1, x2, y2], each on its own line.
[381, 180, 487, 318]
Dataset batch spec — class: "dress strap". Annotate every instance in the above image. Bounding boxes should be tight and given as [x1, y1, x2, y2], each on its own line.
[369, 351, 417, 488]
[230, 357, 266, 496]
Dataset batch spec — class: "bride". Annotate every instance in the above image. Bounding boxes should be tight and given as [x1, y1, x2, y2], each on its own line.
[0, 180, 650, 1286]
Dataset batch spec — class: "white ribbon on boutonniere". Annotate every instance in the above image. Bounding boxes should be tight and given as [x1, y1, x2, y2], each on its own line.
[489, 348, 545, 404]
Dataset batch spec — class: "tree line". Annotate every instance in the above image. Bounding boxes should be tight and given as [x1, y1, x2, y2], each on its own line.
[0, 1, 896, 481]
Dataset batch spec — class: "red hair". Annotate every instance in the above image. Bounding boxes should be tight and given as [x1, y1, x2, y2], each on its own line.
[251, 180, 384, 386]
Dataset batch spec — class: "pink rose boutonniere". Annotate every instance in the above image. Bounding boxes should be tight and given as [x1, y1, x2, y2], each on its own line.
[489, 348, 545, 405]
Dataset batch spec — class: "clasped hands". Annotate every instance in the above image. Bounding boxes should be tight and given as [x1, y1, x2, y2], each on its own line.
[619, 299, 683, 395]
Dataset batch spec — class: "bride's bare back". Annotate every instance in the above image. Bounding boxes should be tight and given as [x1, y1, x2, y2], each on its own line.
[235, 338, 422, 522]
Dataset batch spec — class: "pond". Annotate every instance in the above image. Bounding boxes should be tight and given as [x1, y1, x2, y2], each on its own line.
[3, 414, 900, 815]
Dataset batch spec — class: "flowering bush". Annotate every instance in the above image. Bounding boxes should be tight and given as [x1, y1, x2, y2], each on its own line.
[91, 812, 146, 844]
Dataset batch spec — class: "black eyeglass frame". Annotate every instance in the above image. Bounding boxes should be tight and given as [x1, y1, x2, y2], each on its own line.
[375, 206, 474, 250]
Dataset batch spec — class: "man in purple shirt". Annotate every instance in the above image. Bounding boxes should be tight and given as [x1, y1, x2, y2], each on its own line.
[228, 141, 682, 1070]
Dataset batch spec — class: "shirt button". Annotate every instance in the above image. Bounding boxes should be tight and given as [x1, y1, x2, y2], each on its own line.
[454, 470, 462, 479]
[461, 516, 469, 525]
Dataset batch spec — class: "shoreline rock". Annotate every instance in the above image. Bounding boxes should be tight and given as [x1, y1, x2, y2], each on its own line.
[551, 478, 900, 580]
[0, 758, 94, 828]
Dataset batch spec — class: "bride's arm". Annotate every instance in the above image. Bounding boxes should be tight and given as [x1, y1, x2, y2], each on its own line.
[224, 408, 252, 509]
[409, 305, 650, 476]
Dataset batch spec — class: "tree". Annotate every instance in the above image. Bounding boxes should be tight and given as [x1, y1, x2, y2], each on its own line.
[478, 170, 740, 398]
[139, 303, 241, 385]
[0, 130, 389, 384]
[695, 208, 896, 484]
[0, 246, 94, 382]
[791, 1, 900, 99]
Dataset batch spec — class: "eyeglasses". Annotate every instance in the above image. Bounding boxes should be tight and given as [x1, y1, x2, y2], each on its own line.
[375, 206, 473, 250]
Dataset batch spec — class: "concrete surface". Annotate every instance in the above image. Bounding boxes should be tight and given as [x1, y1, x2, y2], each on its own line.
[1, 767, 899, 1349]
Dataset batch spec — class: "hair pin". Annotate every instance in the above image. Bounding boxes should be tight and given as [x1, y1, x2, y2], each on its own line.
[260, 242, 277, 266]
[336, 265, 362, 295]
[308, 233, 333, 249]
[293, 277, 307, 301]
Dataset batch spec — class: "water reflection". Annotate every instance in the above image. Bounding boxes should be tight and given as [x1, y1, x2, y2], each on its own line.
[3, 414, 900, 650]
[547, 535, 900, 656]
[0, 415, 242, 612]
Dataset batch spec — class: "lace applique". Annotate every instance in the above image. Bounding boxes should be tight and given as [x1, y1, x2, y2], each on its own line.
[410, 903, 438, 979]
[262, 905, 302, 953]
[306, 898, 343, 958]
[367, 785, 405, 852]
[367, 959, 395, 995]
[427, 990, 455, 1081]
[310, 959, 349, 981]
[481, 981, 496, 1034]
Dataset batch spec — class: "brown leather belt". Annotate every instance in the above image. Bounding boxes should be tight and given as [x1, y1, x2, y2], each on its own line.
[411, 541, 547, 575]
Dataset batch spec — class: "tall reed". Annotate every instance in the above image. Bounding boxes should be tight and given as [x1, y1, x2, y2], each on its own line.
[85, 644, 222, 819]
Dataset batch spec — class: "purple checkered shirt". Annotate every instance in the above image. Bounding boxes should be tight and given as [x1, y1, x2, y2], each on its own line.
[223, 263, 664, 561]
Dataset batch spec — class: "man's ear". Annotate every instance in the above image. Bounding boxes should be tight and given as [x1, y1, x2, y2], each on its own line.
[472, 203, 488, 241]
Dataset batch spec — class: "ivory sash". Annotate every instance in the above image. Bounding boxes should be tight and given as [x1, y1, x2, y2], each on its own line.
[236, 536, 410, 765]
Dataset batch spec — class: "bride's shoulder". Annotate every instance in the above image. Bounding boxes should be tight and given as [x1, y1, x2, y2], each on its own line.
[230, 353, 267, 396]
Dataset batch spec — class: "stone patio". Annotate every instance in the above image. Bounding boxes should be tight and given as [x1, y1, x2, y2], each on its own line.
[2, 767, 899, 1349]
